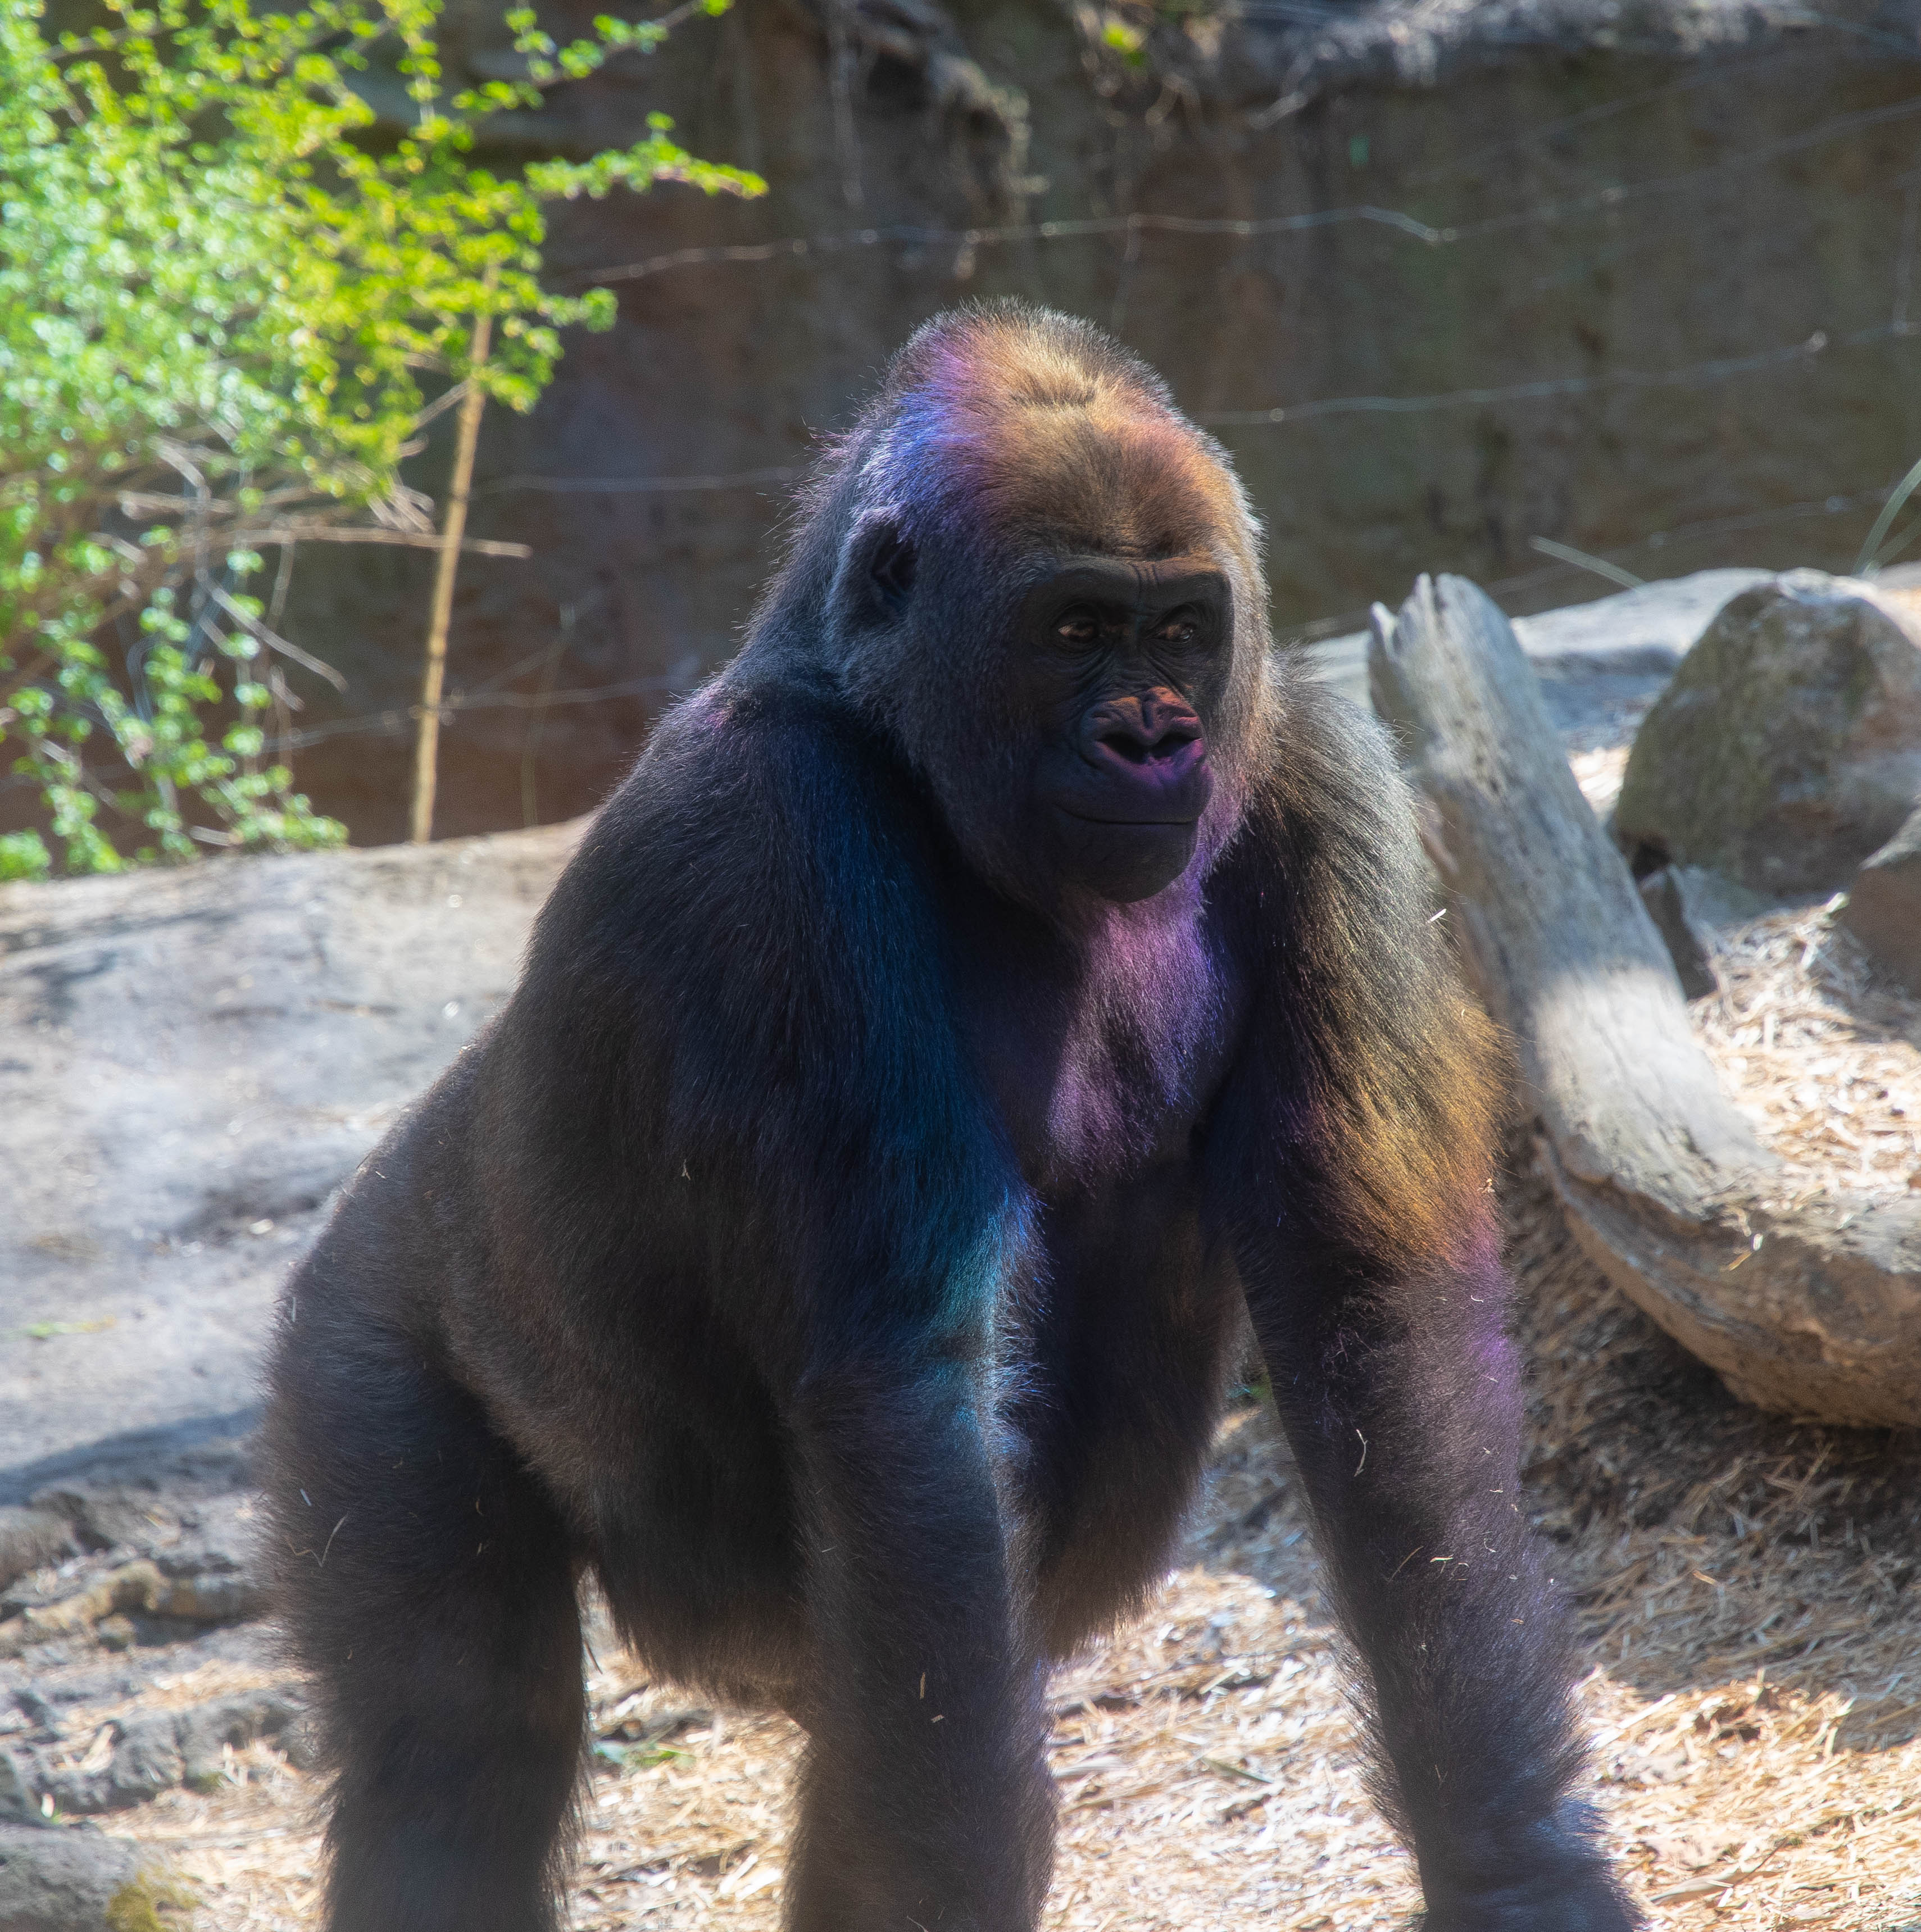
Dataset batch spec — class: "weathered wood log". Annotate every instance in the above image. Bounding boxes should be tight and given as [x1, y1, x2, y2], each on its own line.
[1368, 573, 1921, 1429]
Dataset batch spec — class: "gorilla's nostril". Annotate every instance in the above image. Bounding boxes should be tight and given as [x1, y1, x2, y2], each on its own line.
[1097, 718, 1200, 764]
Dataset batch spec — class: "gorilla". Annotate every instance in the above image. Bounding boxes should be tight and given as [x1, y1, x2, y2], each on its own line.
[265, 302, 1632, 1932]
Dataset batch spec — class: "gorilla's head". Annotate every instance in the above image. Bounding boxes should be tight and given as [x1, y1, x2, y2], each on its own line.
[773, 302, 1274, 912]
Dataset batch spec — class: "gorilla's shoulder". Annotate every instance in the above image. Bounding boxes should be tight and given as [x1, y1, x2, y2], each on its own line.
[1265, 665, 1400, 788]
[532, 669, 938, 971]
[1227, 666, 1408, 849]
[1215, 663, 1431, 943]
[609, 671, 905, 837]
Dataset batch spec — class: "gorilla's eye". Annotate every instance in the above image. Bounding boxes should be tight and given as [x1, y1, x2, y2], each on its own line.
[1055, 608, 1100, 647]
[1153, 610, 1201, 645]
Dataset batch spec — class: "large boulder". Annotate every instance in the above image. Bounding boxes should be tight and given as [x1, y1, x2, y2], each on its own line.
[1842, 803, 1921, 994]
[1614, 571, 1921, 895]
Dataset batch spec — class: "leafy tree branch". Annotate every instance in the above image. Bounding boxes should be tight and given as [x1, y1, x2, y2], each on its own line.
[0, 0, 762, 878]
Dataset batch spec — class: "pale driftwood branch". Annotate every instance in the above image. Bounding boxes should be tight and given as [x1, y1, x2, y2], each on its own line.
[1369, 572, 1921, 1429]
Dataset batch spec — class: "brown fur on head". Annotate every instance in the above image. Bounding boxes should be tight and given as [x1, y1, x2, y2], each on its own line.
[761, 302, 1278, 915]
[893, 311, 1253, 569]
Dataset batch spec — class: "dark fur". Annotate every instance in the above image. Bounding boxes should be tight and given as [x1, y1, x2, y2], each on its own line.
[264, 303, 1633, 1931]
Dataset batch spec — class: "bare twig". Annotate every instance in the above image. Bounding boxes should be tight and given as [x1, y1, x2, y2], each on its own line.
[411, 265, 499, 844]
[206, 581, 347, 692]
[234, 524, 529, 557]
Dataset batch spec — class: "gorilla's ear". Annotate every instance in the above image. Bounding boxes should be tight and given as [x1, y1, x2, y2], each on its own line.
[871, 526, 918, 607]
[842, 512, 918, 624]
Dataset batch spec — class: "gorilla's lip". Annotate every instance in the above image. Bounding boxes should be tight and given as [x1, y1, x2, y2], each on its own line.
[1037, 750, 1212, 834]
[1053, 804, 1201, 828]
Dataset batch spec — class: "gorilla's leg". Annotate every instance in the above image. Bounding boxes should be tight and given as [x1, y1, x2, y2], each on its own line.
[267, 1327, 583, 1932]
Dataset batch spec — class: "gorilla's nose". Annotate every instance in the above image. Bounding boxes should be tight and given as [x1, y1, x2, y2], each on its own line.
[1086, 694, 1204, 769]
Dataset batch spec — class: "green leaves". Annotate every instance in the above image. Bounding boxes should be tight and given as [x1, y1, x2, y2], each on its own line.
[0, 0, 763, 872]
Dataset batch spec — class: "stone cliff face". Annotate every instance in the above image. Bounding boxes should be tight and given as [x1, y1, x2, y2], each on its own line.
[279, 0, 1921, 842]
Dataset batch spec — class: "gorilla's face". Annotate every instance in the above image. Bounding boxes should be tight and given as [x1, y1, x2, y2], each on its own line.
[839, 505, 1246, 913]
[1012, 556, 1228, 903]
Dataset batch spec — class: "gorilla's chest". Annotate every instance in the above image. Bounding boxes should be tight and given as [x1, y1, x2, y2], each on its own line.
[953, 898, 1241, 1193]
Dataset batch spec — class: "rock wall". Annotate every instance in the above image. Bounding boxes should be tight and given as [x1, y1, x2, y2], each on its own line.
[277, 0, 1921, 841]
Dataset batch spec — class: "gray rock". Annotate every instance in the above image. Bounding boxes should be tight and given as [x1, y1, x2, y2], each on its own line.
[1615, 571, 1921, 894]
[23, 1493, 174, 1562]
[43, 1690, 302, 1816]
[1636, 863, 1780, 1001]
[1662, 865, 1779, 936]
[0, 1519, 73, 1598]
[0, 1756, 41, 1829]
[101, 1719, 181, 1812]
[3, 1431, 253, 1516]
[10, 1697, 57, 1745]
[0, 1823, 182, 1932]
[151, 1575, 267, 1627]
[10, 1490, 265, 1631]
[1842, 804, 1921, 994]
[1637, 869, 1718, 1000]
[174, 1690, 302, 1791]
[151, 1494, 264, 1599]
[43, 1731, 176, 1818]
[0, 824, 580, 1481]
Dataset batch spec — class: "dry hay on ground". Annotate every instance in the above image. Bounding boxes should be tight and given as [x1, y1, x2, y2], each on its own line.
[1507, 1152, 1921, 1931]
[1569, 742, 1920, 1202]
[1689, 902, 1921, 1204]
[108, 1157, 1921, 1931]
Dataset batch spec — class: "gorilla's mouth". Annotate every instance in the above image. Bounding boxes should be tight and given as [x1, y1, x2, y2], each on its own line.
[1030, 742, 1213, 900]
[1054, 805, 1202, 828]
[1042, 751, 1213, 829]
[1047, 763, 1214, 831]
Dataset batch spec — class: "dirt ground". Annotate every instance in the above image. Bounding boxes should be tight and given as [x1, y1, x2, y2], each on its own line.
[6, 1146, 1903, 1931]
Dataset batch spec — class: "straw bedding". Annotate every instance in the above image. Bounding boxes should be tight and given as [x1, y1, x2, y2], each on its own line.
[1691, 902, 1920, 1206]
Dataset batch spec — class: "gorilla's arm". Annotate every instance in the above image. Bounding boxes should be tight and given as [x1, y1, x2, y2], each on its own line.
[1205, 682, 1634, 1931]
[491, 680, 1052, 1932]
[784, 1358, 1052, 1930]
